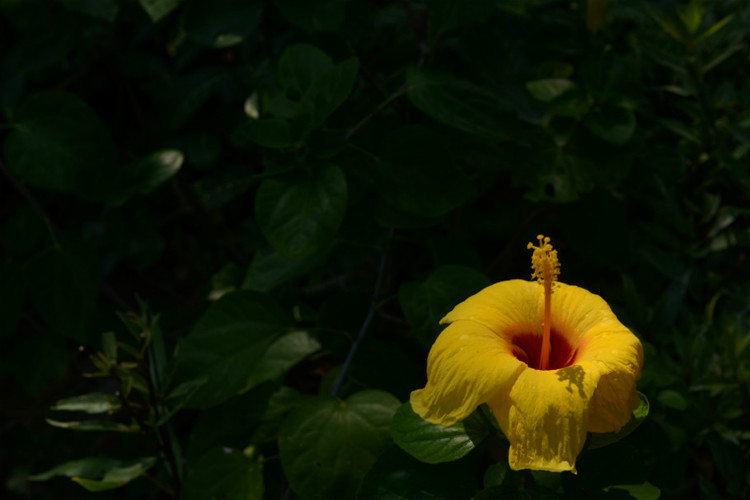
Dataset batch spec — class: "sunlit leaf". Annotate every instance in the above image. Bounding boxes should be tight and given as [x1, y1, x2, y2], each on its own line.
[174, 291, 289, 408]
[51, 393, 122, 414]
[391, 402, 488, 464]
[279, 390, 400, 500]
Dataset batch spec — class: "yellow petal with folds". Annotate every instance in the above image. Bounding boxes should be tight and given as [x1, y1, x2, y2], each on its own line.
[411, 319, 526, 426]
[441, 280, 542, 336]
[488, 361, 601, 473]
[582, 326, 644, 433]
[548, 283, 623, 345]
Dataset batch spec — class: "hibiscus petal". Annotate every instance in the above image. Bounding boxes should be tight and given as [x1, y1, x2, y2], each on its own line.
[411, 319, 525, 426]
[441, 280, 542, 337]
[582, 327, 644, 432]
[488, 362, 601, 473]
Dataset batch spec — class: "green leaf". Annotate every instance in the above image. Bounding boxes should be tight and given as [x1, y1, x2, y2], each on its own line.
[51, 393, 122, 414]
[175, 291, 289, 408]
[232, 118, 299, 149]
[695, 14, 734, 44]
[279, 390, 400, 500]
[26, 242, 98, 343]
[277, 44, 334, 95]
[241, 330, 321, 392]
[306, 57, 358, 129]
[255, 164, 347, 260]
[428, 0, 496, 32]
[30, 457, 122, 481]
[585, 391, 649, 450]
[525, 78, 577, 102]
[56, 0, 119, 21]
[407, 68, 517, 142]
[182, 447, 263, 500]
[139, 0, 181, 22]
[273, 0, 347, 32]
[31, 456, 156, 492]
[243, 246, 320, 292]
[390, 402, 488, 464]
[657, 389, 688, 411]
[398, 265, 490, 347]
[118, 149, 183, 199]
[585, 103, 636, 145]
[3, 91, 119, 198]
[72, 459, 157, 492]
[376, 125, 472, 218]
[603, 482, 661, 500]
[184, 0, 263, 47]
[357, 445, 478, 500]
[46, 418, 140, 433]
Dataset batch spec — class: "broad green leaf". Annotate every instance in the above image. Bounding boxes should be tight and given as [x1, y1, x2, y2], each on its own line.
[604, 482, 661, 500]
[139, 0, 181, 22]
[585, 103, 636, 145]
[474, 484, 559, 500]
[398, 265, 490, 347]
[56, 0, 119, 21]
[26, 243, 98, 343]
[185, 0, 263, 47]
[279, 390, 400, 500]
[182, 447, 263, 500]
[46, 418, 140, 433]
[277, 44, 334, 95]
[175, 291, 289, 408]
[3, 91, 119, 197]
[255, 164, 347, 260]
[273, 0, 347, 32]
[376, 125, 472, 218]
[407, 68, 517, 142]
[390, 402, 487, 464]
[357, 445, 478, 500]
[231, 117, 299, 149]
[243, 246, 319, 292]
[51, 393, 122, 414]
[241, 330, 321, 392]
[306, 57, 358, 129]
[428, 0, 496, 32]
[657, 389, 688, 410]
[117, 149, 183, 199]
[586, 391, 649, 450]
[525, 78, 577, 102]
[707, 436, 744, 495]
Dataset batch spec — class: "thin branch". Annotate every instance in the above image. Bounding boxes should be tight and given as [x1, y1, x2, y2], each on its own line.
[330, 245, 389, 396]
[345, 83, 409, 140]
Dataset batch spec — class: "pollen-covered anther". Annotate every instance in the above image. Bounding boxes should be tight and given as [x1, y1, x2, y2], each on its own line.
[527, 234, 560, 287]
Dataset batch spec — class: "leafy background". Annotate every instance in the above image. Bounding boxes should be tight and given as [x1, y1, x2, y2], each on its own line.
[1, 0, 749, 499]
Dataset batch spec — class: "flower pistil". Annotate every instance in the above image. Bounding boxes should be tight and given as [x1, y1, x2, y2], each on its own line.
[527, 235, 560, 370]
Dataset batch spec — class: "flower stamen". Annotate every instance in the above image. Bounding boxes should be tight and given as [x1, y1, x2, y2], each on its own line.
[527, 235, 560, 370]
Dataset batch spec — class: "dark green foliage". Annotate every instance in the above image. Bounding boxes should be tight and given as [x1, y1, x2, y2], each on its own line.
[2, 1, 750, 499]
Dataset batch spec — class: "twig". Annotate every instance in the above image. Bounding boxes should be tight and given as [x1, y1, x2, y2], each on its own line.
[330, 246, 389, 396]
[345, 83, 409, 140]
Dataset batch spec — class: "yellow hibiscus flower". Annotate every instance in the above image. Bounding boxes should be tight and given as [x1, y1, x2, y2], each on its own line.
[410, 235, 643, 473]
